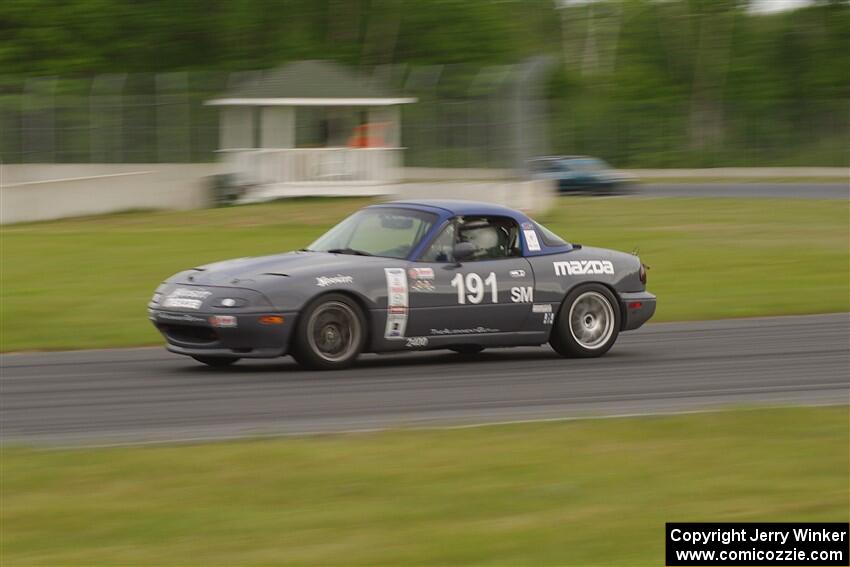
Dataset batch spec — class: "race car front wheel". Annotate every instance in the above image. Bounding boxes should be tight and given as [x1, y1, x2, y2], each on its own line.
[191, 355, 240, 367]
[550, 284, 620, 358]
[292, 293, 366, 370]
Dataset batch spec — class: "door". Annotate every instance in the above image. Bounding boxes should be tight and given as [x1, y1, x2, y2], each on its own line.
[405, 216, 535, 339]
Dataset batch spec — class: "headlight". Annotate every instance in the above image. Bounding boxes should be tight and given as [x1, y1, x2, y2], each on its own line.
[151, 292, 162, 304]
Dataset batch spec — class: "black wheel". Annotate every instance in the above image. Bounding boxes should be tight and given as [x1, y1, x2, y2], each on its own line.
[191, 355, 239, 367]
[449, 345, 485, 355]
[292, 293, 366, 370]
[550, 284, 621, 358]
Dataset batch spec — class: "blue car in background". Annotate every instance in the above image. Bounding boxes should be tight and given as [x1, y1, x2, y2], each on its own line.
[529, 156, 635, 195]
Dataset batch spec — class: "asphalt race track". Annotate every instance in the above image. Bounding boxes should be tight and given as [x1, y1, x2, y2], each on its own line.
[1, 314, 847, 446]
[632, 183, 848, 199]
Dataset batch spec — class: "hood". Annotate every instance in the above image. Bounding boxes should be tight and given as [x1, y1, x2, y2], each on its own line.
[170, 251, 387, 287]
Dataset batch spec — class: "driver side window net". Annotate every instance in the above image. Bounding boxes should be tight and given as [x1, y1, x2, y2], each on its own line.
[421, 217, 521, 262]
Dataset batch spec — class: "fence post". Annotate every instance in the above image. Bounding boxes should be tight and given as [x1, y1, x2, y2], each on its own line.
[90, 74, 126, 163]
[156, 72, 191, 162]
[22, 77, 57, 163]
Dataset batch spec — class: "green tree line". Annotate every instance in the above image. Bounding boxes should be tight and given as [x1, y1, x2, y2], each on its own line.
[1, 0, 848, 166]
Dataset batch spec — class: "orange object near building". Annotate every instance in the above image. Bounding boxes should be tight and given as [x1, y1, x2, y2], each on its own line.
[348, 122, 388, 148]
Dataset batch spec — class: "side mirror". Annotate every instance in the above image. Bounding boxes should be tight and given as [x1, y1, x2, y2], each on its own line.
[453, 241, 476, 262]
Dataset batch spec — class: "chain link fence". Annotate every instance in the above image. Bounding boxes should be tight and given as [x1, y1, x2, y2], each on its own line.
[0, 61, 551, 171]
[1, 62, 847, 169]
[0, 72, 223, 164]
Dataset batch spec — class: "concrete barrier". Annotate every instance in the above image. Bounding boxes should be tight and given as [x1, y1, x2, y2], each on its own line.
[241, 179, 555, 215]
[1, 164, 221, 224]
[1, 163, 554, 223]
[3, 163, 842, 225]
[403, 167, 514, 181]
[623, 167, 847, 178]
[405, 166, 848, 181]
[393, 180, 554, 215]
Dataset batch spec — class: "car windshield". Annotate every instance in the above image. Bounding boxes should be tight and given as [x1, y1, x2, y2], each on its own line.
[564, 158, 608, 172]
[306, 207, 437, 259]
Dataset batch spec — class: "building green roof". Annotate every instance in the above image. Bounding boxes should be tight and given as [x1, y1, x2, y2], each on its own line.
[208, 60, 415, 106]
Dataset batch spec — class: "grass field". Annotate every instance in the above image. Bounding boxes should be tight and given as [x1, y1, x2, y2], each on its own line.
[2, 406, 847, 566]
[2, 196, 848, 351]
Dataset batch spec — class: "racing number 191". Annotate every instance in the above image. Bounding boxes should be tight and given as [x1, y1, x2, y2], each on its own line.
[451, 272, 497, 304]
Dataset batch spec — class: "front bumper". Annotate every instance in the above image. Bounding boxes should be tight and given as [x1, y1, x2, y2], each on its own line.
[149, 309, 296, 358]
[619, 291, 656, 331]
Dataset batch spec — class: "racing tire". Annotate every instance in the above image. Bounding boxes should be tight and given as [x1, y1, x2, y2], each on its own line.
[550, 284, 620, 358]
[449, 345, 485, 355]
[191, 355, 240, 367]
[291, 293, 367, 370]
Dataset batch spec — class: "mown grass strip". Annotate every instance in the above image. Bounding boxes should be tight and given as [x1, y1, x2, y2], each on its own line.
[2, 406, 847, 566]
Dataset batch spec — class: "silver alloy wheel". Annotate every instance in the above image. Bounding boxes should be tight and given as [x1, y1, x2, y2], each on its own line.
[568, 291, 615, 350]
[306, 301, 361, 362]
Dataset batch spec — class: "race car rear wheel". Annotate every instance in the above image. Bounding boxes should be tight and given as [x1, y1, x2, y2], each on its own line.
[292, 293, 366, 370]
[191, 355, 240, 367]
[550, 284, 620, 358]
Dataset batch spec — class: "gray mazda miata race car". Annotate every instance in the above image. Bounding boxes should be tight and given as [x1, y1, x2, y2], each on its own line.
[149, 200, 655, 370]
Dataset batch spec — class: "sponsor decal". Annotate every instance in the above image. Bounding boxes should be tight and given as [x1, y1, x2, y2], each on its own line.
[405, 337, 429, 348]
[162, 287, 212, 310]
[510, 286, 534, 303]
[509, 269, 526, 278]
[384, 268, 409, 339]
[523, 229, 541, 252]
[553, 260, 615, 276]
[163, 297, 202, 309]
[170, 288, 212, 299]
[156, 312, 206, 323]
[386, 319, 405, 337]
[533, 303, 555, 324]
[408, 267, 436, 292]
[316, 275, 353, 287]
[521, 222, 533, 230]
[430, 326, 499, 335]
[407, 267, 434, 280]
[410, 279, 435, 292]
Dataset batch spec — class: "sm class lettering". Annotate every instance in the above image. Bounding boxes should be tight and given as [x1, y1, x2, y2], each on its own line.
[450, 272, 532, 304]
